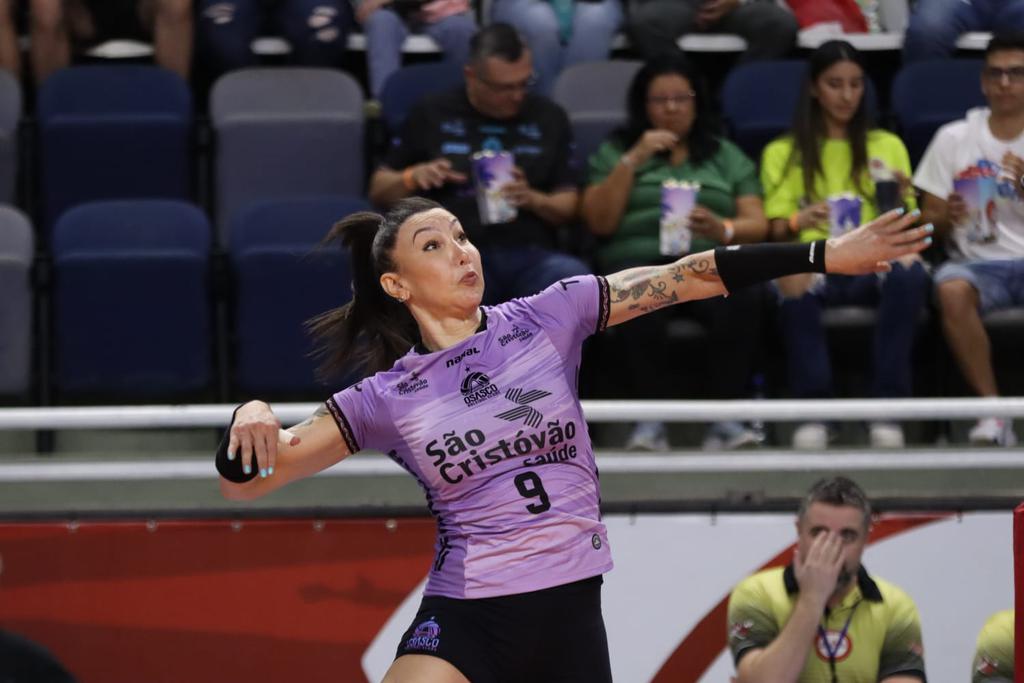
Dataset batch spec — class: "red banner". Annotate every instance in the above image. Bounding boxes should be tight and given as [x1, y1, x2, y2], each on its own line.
[0, 519, 436, 683]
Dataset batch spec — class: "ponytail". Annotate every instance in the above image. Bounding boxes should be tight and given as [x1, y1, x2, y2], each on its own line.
[307, 197, 442, 379]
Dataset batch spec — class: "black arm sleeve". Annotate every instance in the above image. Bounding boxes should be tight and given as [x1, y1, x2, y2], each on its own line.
[713, 240, 828, 292]
[214, 405, 258, 484]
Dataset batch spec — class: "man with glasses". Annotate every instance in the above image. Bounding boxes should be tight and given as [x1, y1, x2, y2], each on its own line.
[727, 476, 926, 683]
[369, 22, 589, 305]
[915, 33, 1024, 446]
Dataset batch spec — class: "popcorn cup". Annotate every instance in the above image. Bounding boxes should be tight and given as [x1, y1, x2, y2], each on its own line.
[472, 150, 518, 225]
[659, 180, 700, 256]
[827, 193, 862, 237]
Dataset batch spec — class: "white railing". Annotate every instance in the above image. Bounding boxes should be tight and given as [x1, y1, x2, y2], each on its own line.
[2, 399, 1023, 482]
[1, 397, 1024, 430]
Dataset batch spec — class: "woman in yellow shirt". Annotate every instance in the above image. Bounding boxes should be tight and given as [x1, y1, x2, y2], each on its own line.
[761, 40, 931, 450]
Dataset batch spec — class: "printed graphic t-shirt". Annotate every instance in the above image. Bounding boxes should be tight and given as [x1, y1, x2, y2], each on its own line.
[328, 275, 613, 599]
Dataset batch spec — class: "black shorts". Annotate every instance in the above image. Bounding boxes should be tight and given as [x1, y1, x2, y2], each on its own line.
[395, 576, 612, 683]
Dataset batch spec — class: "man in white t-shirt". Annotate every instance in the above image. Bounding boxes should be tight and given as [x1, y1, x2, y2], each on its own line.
[915, 33, 1024, 446]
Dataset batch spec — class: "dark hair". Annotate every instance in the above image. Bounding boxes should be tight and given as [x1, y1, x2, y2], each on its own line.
[307, 197, 442, 378]
[786, 40, 872, 202]
[613, 51, 720, 164]
[797, 476, 872, 530]
[469, 23, 526, 66]
[986, 32, 1024, 58]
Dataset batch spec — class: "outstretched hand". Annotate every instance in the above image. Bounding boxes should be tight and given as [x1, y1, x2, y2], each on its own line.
[825, 208, 932, 275]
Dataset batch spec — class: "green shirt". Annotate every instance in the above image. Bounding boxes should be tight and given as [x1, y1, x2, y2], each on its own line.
[587, 137, 761, 270]
[728, 565, 926, 683]
[760, 130, 917, 243]
[973, 609, 1014, 682]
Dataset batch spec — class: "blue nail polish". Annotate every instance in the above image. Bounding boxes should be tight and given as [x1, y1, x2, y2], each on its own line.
[227, 451, 235, 461]
[924, 236, 933, 245]
[911, 208, 922, 217]
[260, 469, 267, 478]
[268, 466, 275, 476]
[924, 223, 935, 233]
[895, 207, 905, 215]
[243, 464, 251, 475]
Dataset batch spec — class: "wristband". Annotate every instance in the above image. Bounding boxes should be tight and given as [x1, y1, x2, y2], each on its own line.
[788, 211, 800, 232]
[722, 219, 735, 244]
[619, 153, 635, 168]
[402, 166, 417, 191]
[714, 240, 828, 292]
[215, 404, 259, 484]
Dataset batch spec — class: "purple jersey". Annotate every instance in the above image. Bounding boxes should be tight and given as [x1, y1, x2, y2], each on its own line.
[328, 275, 613, 599]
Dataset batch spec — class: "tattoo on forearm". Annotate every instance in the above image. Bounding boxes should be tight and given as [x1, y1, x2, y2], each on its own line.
[607, 253, 723, 316]
[292, 403, 329, 432]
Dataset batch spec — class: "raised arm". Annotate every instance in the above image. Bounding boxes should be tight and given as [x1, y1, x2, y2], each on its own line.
[217, 400, 350, 501]
[605, 207, 932, 328]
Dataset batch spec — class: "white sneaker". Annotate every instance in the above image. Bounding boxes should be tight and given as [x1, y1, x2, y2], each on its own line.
[968, 417, 1017, 447]
[869, 422, 905, 449]
[792, 422, 828, 450]
[626, 421, 669, 451]
[703, 421, 764, 450]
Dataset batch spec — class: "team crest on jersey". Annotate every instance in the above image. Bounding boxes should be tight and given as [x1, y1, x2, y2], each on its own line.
[494, 387, 552, 428]
[461, 370, 499, 406]
[406, 617, 441, 652]
[815, 630, 853, 662]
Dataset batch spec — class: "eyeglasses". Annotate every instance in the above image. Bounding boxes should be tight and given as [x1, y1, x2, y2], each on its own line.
[475, 72, 538, 94]
[647, 92, 697, 107]
[982, 66, 1024, 83]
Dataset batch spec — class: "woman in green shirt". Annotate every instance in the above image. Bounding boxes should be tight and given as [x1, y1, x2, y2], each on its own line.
[581, 52, 769, 450]
[761, 40, 930, 449]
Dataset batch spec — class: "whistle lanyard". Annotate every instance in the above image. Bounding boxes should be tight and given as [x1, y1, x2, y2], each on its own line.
[817, 600, 861, 683]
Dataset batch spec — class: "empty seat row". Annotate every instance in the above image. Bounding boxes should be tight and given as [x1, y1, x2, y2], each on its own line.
[0, 197, 364, 399]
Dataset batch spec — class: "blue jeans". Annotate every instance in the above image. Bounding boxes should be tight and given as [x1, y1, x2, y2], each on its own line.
[363, 8, 477, 98]
[934, 258, 1024, 313]
[778, 262, 931, 399]
[490, 0, 623, 95]
[198, 0, 353, 72]
[480, 245, 591, 305]
[904, 0, 1024, 62]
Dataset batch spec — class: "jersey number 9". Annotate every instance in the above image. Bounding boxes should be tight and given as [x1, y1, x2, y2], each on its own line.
[514, 472, 551, 514]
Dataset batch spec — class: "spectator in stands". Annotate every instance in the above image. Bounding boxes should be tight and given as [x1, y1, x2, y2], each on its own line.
[0, 1, 18, 77]
[368, 23, 589, 305]
[197, 0, 353, 74]
[581, 51, 768, 451]
[30, 0, 193, 82]
[356, 0, 476, 99]
[727, 476, 927, 683]
[904, 0, 1024, 63]
[972, 609, 1014, 682]
[628, 0, 797, 64]
[490, 0, 623, 95]
[914, 33, 1024, 447]
[762, 40, 928, 450]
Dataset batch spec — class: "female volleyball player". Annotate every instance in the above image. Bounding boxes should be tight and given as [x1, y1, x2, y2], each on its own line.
[215, 196, 931, 683]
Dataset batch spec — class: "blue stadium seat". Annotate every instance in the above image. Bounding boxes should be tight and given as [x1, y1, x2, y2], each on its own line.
[0, 206, 33, 396]
[229, 196, 369, 395]
[891, 59, 985, 166]
[551, 60, 642, 172]
[722, 60, 879, 163]
[0, 71, 21, 205]
[379, 61, 463, 135]
[38, 66, 192, 234]
[51, 200, 212, 396]
[210, 68, 365, 244]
